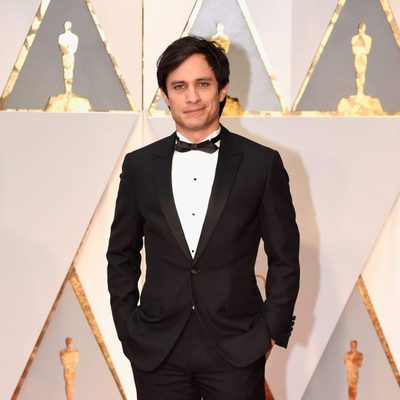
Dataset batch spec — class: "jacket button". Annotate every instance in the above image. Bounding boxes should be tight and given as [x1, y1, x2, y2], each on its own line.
[190, 267, 200, 274]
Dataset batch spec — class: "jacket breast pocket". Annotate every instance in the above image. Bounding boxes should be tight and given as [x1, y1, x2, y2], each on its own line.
[225, 293, 263, 317]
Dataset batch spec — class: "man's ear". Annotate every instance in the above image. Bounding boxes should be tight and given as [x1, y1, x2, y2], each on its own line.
[161, 90, 169, 106]
[219, 83, 229, 102]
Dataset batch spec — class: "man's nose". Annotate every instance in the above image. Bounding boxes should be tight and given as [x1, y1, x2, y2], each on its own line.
[186, 85, 200, 102]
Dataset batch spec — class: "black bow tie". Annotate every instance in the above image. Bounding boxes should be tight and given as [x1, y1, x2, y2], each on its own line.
[175, 133, 221, 154]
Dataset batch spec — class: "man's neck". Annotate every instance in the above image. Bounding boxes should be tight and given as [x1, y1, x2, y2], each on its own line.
[176, 126, 220, 144]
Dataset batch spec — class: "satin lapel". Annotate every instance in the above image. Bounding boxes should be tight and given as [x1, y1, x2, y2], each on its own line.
[193, 127, 242, 265]
[153, 133, 192, 261]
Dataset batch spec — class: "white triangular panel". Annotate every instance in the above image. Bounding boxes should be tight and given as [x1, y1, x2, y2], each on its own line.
[362, 194, 400, 370]
[73, 115, 142, 400]
[0, 112, 136, 400]
[17, 283, 123, 399]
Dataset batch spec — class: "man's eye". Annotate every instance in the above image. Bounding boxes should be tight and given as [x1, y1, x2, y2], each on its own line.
[198, 82, 209, 87]
[173, 85, 184, 91]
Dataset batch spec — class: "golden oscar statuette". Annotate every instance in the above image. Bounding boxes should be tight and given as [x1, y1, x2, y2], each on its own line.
[344, 340, 363, 400]
[45, 21, 92, 112]
[210, 22, 244, 117]
[337, 23, 384, 115]
[60, 337, 80, 400]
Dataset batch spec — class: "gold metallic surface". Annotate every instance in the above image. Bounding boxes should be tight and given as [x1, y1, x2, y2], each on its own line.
[148, 0, 287, 116]
[46, 92, 92, 112]
[210, 22, 230, 54]
[1, 0, 135, 111]
[60, 337, 80, 400]
[0, 0, 51, 110]
[11, 272, 70, 399]
[45, 21, 92, 112]
[292, 0, 400, 115]
[337, 23, 385, 115]
[222, 96, 245, 116]
[381, 0, 400, 48]
[69, 268, 127, 399]
[344, 340, 363, 400]
[357, 276, 400, 386]
[12, 205, 128, 399]
[209, 22, 244, 116]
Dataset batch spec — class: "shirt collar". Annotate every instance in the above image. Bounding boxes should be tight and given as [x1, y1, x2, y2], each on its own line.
[176, 127, 221, 144]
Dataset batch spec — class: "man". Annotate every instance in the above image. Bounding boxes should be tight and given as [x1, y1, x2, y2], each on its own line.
[107, 36, 300, 399]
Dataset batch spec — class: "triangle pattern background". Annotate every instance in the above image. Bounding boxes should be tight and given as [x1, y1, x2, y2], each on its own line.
[294, 0, 400, 112]
[1, 0, 133, 111]
[301, 284, 399, 399]
[0, 112, 136, 399]
[16, 282, 123, 399]
[150, 0, 285, 114]
[362, 193, 400, 380]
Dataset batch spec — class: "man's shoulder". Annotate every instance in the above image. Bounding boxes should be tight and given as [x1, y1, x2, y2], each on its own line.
[125, 133, 174, 163]
[225, 128, 276, 157]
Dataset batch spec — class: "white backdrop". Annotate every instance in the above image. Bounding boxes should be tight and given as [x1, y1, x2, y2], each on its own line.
[1, 0, 399, 399]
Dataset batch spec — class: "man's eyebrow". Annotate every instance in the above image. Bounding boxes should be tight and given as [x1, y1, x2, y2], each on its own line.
[169, 77, 213, 85]
[170, 80, 186, 85]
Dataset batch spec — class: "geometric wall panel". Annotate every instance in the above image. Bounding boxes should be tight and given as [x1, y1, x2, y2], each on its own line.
[150, 0, 285, 115]
[302, 284, 400, 400]
[1, 0, 134, 111]
[73, 118, 144, 400]
[0, 112, 136, 400]
[362, 193, 400, 383]
[293, 0, 400, 113]
[16, 282, 123, 399]
[222, 117, 400, 399]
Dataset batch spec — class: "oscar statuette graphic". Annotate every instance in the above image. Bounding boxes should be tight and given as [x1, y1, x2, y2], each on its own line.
[46, 21, 92, 112]
[337, 23, 384, 115]
[210, 22, 244, 116]
[60, 337, 80, 400]
[344, 340, 363, 400]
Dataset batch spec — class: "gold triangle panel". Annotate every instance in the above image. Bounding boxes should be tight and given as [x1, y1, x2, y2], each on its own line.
[149, 0, 286, 116]
[0, 0, 135, 111]
[293, 0, 400, 114]
[357, 276, 400, 385]
[302, 282, 400, 399]
[12, 268, 126, 399]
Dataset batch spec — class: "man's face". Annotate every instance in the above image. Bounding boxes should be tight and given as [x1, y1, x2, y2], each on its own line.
[161, 53, 228, 138]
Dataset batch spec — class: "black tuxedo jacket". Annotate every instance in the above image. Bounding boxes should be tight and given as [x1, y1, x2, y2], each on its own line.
[107, 125, 300, 371]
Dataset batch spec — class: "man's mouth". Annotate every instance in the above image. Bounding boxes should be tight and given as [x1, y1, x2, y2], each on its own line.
[184, 106, 206, 114]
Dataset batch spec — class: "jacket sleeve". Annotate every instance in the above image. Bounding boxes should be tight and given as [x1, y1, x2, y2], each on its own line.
[259, 150, 300, 348]
[107, 154, 144, 341]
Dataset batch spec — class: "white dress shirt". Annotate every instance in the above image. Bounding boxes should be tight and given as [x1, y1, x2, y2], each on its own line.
[171, 128, 221, 258]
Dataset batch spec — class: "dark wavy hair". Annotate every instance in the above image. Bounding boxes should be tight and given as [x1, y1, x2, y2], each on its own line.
[157, 36, 230, 115]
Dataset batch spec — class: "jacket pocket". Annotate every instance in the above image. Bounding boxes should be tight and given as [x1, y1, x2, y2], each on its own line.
[140, 297, 163, 318]
[225, 293, 263, 317]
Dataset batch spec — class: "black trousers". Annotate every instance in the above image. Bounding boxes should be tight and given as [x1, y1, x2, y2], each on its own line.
[131, 311, 266, 400]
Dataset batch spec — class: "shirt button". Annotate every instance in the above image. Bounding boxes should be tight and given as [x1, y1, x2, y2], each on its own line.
[190, 267, 200, 274]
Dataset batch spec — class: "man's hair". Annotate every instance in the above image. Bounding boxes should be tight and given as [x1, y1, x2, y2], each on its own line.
[157, 36, 230, 115]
